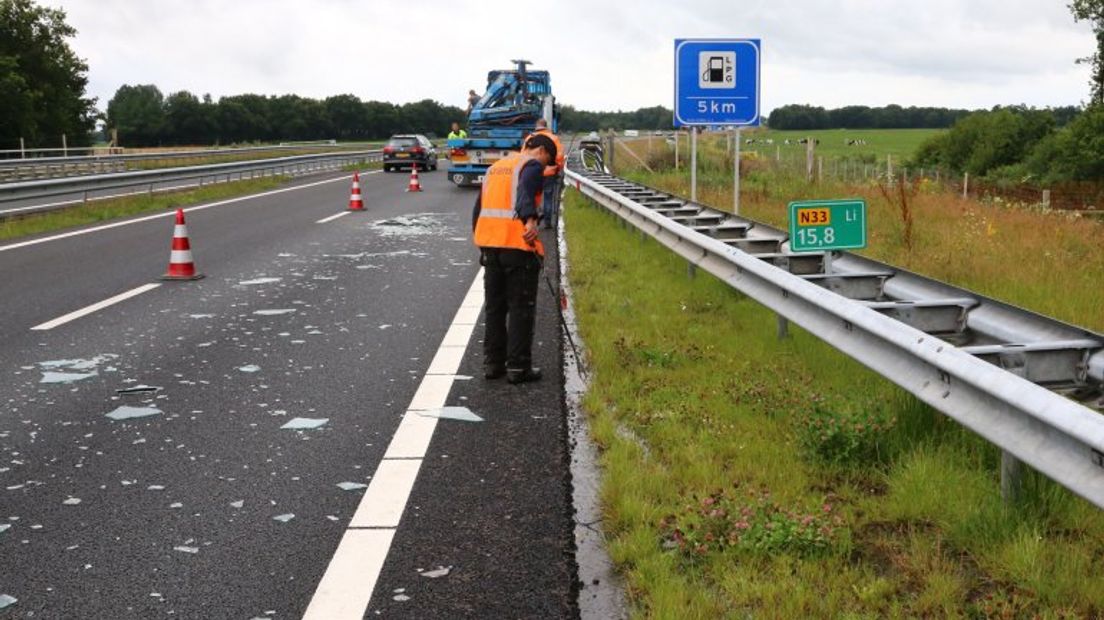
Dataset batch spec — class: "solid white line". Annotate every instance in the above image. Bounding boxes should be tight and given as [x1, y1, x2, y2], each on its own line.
[316, 211, 351, 224]
[348, 459, 425, 528]
[302, 269, 484, 620]
[382, 412, 440, 460]
[425, 345, 467, 375]
[407, 374, 457, 410]
[301, 529, 395, 620]
[0, 170, 383, 254]
[31, 283, 161, 330]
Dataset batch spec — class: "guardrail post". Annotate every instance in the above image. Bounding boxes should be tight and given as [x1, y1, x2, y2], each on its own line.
[687, 261, 697, 279]
[20, 137, 25, 159]
[1001, 451, 1023, 504]
[777, 314, 789, 339]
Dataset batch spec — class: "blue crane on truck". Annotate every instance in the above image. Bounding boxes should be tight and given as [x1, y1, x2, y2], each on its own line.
[447, 59, 557, 187]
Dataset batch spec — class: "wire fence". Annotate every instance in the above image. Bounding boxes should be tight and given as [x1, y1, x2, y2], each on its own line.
[614, 133, 1103, 214]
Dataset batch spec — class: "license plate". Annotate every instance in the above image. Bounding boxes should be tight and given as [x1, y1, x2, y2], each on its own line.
[396, 153, 409, 158]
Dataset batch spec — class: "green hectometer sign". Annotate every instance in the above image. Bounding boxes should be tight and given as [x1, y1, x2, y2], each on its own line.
[787, 199, 867, 252]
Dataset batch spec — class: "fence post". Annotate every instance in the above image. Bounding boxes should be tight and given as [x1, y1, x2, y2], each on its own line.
[886, 154, 893, 183]
[775, 144, 780, 162]
[674, 130, 679, 170]
[963, 172, 969, 199]
[1042, 189, 1051, 208]
[20, 137, 25, 159]
[62, 134, 68, 157]
[805, 138, 814, 182]
[606, 129, 616, 170]
[817, 156, 823, 184]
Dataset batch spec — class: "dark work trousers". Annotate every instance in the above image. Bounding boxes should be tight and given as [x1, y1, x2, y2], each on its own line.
[481, 247, 542, 371]
[541, 175, 562, 224]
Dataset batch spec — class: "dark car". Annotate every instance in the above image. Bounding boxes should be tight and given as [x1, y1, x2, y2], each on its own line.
[382, 134, 438, 172]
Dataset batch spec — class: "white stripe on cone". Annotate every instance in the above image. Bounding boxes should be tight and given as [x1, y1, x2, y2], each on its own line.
[170, 250, 194, 263]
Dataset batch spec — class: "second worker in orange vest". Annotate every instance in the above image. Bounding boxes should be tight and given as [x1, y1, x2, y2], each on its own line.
[527, 119, 564, 229]
[472, 133, 558, 384]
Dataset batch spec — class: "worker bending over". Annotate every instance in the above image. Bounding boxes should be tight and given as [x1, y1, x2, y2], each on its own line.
[471, 134, 558, 384]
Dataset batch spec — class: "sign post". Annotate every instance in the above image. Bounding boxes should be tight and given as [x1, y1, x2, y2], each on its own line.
[674, 39, 760, 213]
[690, 127, 698, 201]
[787, 199, 868, 273]
[734, 127, 741, 215]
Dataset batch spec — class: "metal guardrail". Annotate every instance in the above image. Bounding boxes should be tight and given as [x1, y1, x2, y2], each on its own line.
[0, 143, 382, 181]
[565, 146, 1104, 509]
[0, 150, 381, 216]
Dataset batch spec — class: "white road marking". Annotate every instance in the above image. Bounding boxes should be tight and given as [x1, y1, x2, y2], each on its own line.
[31, 283, 161, 330]
[382, 413, 439, 459]
[348, 459, 425, 528]
[425, 346, 467, 375]
[0, 170, 383, 254]
[407, 374, 457, 410]
[316, 211, 351, 224]
[302, 269, 483, 620]
[302, 529, 395, 620]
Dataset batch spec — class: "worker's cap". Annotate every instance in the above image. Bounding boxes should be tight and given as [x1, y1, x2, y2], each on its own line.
[524, 134, 557, 162]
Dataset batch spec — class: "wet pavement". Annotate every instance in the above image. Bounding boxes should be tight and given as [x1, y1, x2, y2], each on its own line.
[0, 167, 623, 618]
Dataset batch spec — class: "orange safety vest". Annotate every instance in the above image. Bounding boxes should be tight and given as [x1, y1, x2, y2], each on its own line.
[473, 153, 545, 256]
[527, 128, 564, 177]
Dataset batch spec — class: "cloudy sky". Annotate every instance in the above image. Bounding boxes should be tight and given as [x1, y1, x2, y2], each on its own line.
[51, 0, 1096, 114]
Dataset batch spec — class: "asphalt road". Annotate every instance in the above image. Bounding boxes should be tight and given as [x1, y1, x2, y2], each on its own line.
[0, 167, 576, 618]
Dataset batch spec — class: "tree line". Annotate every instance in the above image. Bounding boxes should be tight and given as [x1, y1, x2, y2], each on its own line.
[104, 85, 469, 146]
[766, 103, 1080, 131]
[909, 105, 1104, 183]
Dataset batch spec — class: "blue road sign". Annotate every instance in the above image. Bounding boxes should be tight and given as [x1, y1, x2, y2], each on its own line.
[674, 39, 761, 127]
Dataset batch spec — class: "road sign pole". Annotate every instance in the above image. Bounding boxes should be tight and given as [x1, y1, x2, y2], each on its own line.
[690, 126, 698, 202]
[734, 127, 741, 215]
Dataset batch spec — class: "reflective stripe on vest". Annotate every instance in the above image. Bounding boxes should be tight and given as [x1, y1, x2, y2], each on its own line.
[473, 153, 544, 255]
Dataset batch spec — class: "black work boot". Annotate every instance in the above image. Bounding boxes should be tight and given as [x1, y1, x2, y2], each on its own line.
[506, 367, 542, 384]
[484, 364, 506, 380]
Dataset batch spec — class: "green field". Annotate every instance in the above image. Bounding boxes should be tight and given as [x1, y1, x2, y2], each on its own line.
[648, 128, 942, 165]
[564, 190, 1104, 618]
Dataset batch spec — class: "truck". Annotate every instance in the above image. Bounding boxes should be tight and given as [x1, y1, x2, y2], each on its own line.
[447, 59, 557, 187]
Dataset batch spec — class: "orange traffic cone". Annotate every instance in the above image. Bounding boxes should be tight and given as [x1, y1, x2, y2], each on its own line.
[406, 164, 423, 192]
[161, 209, 204, 280]
[348, 172, 365, 210]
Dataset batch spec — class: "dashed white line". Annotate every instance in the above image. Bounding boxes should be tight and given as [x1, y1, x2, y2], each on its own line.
[316, 211, 351, 224]
[31, 283, 162, 330]
[302, 269, 484, 620]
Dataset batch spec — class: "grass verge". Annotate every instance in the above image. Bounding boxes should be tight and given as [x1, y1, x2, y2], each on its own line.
[564, 188, 1104, 618]
[0, 176, 285, 242]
